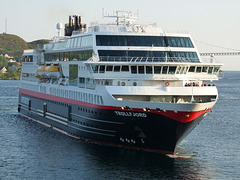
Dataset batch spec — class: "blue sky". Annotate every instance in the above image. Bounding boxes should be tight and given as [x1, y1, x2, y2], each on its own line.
[0, 0, 240, 70]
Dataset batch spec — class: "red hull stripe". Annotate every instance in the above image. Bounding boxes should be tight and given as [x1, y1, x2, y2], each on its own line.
[21, 113, 175, 155]
[19, 88, 210, 123]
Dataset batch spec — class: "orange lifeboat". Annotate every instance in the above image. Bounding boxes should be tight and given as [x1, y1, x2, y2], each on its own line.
[45, 65, 62, 79]
[35, 65, 47, 79]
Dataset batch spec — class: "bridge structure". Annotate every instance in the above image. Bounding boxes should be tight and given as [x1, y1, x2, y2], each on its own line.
[195, 40, 240, 57]
[200, 52, 240, 56]
[196, 40, 240, 70]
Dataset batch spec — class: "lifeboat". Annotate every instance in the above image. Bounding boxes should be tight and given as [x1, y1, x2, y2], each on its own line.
[45, 65, 62, 79]
[35, 65, 47, 79]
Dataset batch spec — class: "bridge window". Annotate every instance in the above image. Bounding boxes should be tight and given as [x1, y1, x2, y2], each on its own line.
[106, 65, 113, 71]
[131, 66, 137, 74]
[162, 66, 168, 74]
[196, 67, 202, 73]
[138, 66, 144, 74]
[202, 66, 208, 73]
[182, 66, 188, 74]
[168, 66, 177, 74]
[146, 66, 153, 74]
[99, 65, 105, 73]
[208, 67, 213, 74]
[213, 67, 220, 74]
[176, 66, 186, 74]
[154, 66, 162, 74]
[121, 65, 129, 72]
[114, 66, 121, 72]
[189, 66, 195, 72]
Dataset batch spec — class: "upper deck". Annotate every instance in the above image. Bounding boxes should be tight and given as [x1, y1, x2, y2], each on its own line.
[40, 11, 209, 65]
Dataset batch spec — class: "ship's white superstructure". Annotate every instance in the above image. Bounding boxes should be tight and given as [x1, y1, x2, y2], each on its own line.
[18, 11, 223, 154]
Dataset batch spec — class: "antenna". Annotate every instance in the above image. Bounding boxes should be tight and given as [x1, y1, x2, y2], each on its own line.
[5, 18, 7, 34]
[103, 10, 138, 26]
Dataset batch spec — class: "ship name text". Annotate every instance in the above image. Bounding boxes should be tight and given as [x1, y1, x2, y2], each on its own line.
[114, 111, 147, 118]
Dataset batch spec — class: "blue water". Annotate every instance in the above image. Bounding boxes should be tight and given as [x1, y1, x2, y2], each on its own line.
[0, 72, 239, 180]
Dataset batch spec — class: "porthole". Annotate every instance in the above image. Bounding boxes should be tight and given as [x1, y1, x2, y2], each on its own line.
[133, 82, 137, 86]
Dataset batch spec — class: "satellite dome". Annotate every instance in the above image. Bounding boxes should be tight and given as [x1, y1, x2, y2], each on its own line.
[56, 23, 63, 30]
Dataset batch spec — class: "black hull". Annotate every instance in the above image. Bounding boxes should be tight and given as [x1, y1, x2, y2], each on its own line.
[18, 94, 205, 154]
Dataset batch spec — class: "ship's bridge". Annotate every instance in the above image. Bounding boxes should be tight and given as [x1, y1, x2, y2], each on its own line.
[86, 61, 223, 82]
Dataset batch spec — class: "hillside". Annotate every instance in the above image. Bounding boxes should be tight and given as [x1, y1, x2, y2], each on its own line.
[28, 39, 51, 49]
[0, 33, 50, 58]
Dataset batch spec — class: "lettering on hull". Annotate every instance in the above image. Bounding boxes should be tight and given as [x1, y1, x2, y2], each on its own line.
[114, 111, 147, 118]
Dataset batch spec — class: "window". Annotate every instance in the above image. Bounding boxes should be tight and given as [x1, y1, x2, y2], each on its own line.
[154, 66, 162, 74]
[168, 66, 176, 74]
[146, 66, 152, 74]
[202, 66, 208, 73]
[96, 35, 193, 48]
[208, 67, 213, 74]
[138, 66, 144, 74]
[213, 67, 220, 74]
[181, 66, 187, 74]
[81, 36, 93, 47]
[22, 55, 33, 62]
[106, 65, 113, 71]
[77, 37, 82, 47]
[114, 66, 120, 72]
[189, 66, 195, 72]
[79, 77, 85, 88]
[131, 66, 137, 74]
[162, 66, 168, 74]
[74, 38, 78, 47]
[70, 38, 75, 48]
[69, 65, 78, 86]
[66, 39, 71, 48]
[70, 51, 79, 61]
[196, 67, 202, 73]
[92, 65, 99, 73]
[44, 50, 93, 62]
[98, 50, 199, 62]
[121, 66, 129, 72]
[166, 37, 194, 48]
[99, 65, 105, 73]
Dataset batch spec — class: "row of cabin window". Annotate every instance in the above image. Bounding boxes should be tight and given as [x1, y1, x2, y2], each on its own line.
[79, 77, 113, 87]
[91, 65, 220, 75]
[98, 50, 199, 63]
[65, 35, 92, 49]
[44, 50, 93, 62]
[188, 66, 220, 74]
[96, 35, 194, 48]
[49, 87, 103, 105]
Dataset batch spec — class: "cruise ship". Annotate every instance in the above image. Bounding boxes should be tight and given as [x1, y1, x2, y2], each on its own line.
[18, 11, 223, 154]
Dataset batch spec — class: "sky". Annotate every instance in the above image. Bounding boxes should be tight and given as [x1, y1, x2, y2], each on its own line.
[0, 0, 240, 70]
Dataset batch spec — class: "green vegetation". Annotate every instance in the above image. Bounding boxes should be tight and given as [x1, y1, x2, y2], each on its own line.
[28, 39, 51, 49]
[0, 55, 21, 79]
[0, 33, 50, 58]
[0, 33, 50, 80]
[0, 33, 28, 58]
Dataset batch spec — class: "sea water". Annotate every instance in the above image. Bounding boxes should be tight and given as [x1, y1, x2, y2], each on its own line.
[0, 72, 239, 179]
